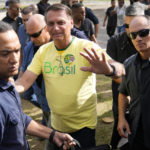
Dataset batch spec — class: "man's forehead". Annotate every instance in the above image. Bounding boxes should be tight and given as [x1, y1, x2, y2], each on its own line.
[47, 10, 69, 20]
[129, 17, 149, 31]
[0, 31, 21, 50]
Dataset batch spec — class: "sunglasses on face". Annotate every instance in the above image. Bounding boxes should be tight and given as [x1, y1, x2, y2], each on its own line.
[124, 23, 129, 28]
[28, 27, 45, 38]
[129, 29, 150, 40]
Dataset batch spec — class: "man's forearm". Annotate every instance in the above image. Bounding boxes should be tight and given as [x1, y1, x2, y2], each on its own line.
[26, 120, 52, 139]
[118, 93, 128, 120]
[15, 70, 38, 93]
[94, 24, 99, 38]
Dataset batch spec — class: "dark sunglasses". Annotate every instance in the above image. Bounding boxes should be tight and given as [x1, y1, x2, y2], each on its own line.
[124, 24, 129, 28]
[28, 27, 45, 38]
[129, 29, 150, 40]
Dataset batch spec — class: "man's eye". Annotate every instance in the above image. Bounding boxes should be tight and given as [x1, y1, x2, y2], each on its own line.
[48, 22, 54, 26]
[0, 53, 9, 57]
[58, 21, 65, 25]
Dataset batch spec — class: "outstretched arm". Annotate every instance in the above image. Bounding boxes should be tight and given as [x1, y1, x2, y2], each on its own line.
[15, 70, 38, 93]
[80, 48, 125, 78]
[26, 120, 75, 150]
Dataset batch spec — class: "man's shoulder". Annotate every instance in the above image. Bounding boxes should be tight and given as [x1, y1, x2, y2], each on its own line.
[18, 24, 25, 33]
[24, 41, 33, 51]
[37, 41, 54, 55]
[124, 53, 137, 67]
[73, 37, 99, 49]
[83, 18, 93, 26]
[2, 15, 9, 22]
[109, 32, 127, 42]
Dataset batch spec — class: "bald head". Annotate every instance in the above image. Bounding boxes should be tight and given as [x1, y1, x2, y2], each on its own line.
[129, 16, 150, 59]
[26, 14, 50, 46]
[130, 16, 149, 30]
[26, 14, 46, 32]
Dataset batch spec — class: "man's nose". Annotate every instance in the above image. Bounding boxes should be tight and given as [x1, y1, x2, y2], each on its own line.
[53, 24, 59, 31]
[10, 51, 20, 63]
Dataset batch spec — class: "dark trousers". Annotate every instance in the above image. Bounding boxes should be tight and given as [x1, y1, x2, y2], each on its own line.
[107, 26, 116, 37]
[130, 142, 150, 150]
[110, 81, 120, 149]
[53, 127, 95, 150]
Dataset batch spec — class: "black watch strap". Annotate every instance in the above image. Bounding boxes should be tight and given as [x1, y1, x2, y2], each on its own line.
[105, 64, 117, 77]
[49, 129, 56, 143]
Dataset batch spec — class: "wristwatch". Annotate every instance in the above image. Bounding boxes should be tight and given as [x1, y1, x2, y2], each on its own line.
[49, 129, 56, 143]
[105, 64, 117, 77]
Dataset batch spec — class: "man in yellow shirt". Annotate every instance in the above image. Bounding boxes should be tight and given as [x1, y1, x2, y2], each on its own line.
[16, 3, 124, 150]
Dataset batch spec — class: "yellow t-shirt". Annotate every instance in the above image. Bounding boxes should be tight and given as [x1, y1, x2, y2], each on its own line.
[28, 37, 110, 132]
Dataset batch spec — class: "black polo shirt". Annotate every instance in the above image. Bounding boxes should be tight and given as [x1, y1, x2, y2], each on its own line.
[106, 6, 117, 27]
[74, 18, 95, 40]
[2, 14, 22, 33]
[85, 7, 99, 25]
[119, 53, 150, 149]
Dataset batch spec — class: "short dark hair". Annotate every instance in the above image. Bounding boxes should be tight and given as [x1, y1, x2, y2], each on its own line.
[21, 6, 34, 15]
[71, 3, 84, 9]
[8, 0, 20, 6]
[45, 3, 72, 21]
[111, 0, 115, 2]
[0, 21, 13, 33]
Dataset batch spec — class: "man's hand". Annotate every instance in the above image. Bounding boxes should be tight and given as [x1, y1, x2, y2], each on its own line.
[53, 132, 76, 150]
[80, 48, 115, 75]
[117, 118, 131, 138]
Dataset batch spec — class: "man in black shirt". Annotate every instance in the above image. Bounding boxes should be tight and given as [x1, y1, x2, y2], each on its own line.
[37, 0, 50, 15]
[106, 4, 145, 149]
[118, 15, 150, 150]
[103, 0, 117, 37]
[68, 0, 99, 38]
[2, 0, 22, 33]
[72, 3, 97, 43]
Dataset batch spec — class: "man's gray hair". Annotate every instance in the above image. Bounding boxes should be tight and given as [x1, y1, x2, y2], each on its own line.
[125, 4, 145, 16]
[0, 21, 13, 33]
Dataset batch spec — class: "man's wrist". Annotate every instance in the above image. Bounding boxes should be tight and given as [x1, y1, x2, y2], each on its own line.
[106, 64, 116, 77]
[49, 129, 56, 143]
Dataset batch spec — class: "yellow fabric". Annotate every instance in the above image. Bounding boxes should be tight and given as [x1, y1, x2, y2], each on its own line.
[28, 37, 111, 132]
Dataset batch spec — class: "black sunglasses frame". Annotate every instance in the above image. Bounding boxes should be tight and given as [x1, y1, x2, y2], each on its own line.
[129, 29, 150, 40]
[28, 27, 45, 38]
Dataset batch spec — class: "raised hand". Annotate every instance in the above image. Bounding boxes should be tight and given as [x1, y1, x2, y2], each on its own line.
[80, 48, 114, 75]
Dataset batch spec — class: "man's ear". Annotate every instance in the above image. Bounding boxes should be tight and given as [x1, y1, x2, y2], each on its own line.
[71, 19, 74, 29]
[44, 25, 48, 31]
